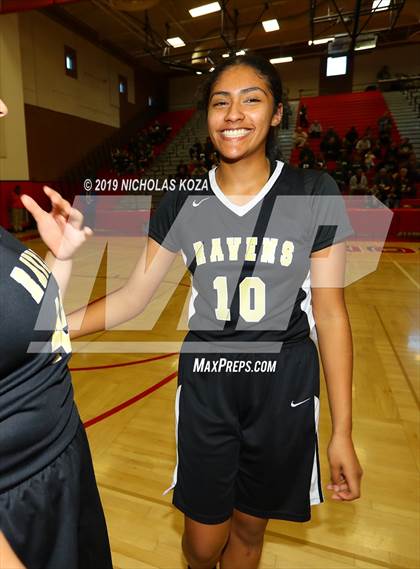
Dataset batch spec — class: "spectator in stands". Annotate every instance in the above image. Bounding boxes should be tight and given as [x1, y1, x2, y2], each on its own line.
[355, 135, 371, 155]
[207, 151, 219, 170]
[398, 137, 413, 161]
[308, 120, 322, 138]
[189, 139, 203, 160]
[314, 154, 327, 171]
[349, 168, 368, 195]
[344, 126, 359, 150]
[188, 158, 199, 176]
[406, 153, 420, 186]
[293, 126, 308, 148]
[393, 167, 416, 201]
[372, 168, 393, 203]
[298, 143, 315, 169]
[176, 161, 190, 180]
[372, 139, 385, 160]
[298, 103, 309, 128]
[191, 158, 208, 177]
[320, 128, 341, 160]
[380, 141, 399, 172]
[376, 65, 391, 81]
[10, 185, 25, 233]
[364, 150, 376, 171]
[333, 149, 353, 192]
[152, 120, 165, 144]
[338, 148, 353, 176]
[332, 167, 347, 193]
[110, 120, 171, 176]
[350, 150, 363, 173]
[378, 112, 392, 145]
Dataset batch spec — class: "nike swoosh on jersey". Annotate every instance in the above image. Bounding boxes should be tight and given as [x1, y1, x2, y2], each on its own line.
[192, 197, 210, 207]
[290, 397, 311, 407]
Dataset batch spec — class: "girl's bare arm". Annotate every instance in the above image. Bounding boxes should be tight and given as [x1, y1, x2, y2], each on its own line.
[0, 532, 25, 569]
[310, 242, 353, 435]
[310, 241, 363, 501]
[67, 238, 178, 339]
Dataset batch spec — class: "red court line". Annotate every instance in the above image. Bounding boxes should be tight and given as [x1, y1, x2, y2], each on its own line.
[70, 351, 178, 371]
[83, 370, 178, 429]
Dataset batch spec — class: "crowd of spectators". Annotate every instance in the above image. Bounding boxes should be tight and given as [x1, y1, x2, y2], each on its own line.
[175, 136, 219, 179]
[294, 108, 419, 208]
[109, 106, 419, 210]
[111, 120, 172, 176]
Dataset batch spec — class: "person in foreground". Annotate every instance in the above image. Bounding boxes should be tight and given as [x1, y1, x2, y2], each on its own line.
[0, 97, 112, 569]
[21, 54, 363, 569]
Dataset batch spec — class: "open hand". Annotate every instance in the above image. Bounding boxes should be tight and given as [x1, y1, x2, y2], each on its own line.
[20, 186, 92, 260]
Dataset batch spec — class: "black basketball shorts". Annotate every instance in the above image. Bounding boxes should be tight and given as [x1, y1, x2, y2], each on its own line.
[0, 420, 112, 569]
[164, 336, 324, 524]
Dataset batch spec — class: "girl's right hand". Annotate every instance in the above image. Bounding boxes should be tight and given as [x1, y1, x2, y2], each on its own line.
[326, 433, 363, 501]
[20, 186, 92, 260]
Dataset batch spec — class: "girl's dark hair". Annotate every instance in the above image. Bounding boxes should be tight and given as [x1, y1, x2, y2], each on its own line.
[197, 53, 283, 162]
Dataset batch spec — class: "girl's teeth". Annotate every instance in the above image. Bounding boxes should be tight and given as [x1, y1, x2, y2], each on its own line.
[222, 129, 250, 138]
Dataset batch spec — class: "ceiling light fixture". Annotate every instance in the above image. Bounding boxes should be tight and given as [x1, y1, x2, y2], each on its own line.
[262, 19, 280, 32]
[189, 2, 221, 18]
[166, 37, 186, 48]
[270, 56, 293, 64]
[371, 0, 391, 12]
[355, 34, 378, 50]
[308, 37, 335, 46]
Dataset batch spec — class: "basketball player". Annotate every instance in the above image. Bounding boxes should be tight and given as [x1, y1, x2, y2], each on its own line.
[22, 54, 363, 569]
[0, 97, 112, 568]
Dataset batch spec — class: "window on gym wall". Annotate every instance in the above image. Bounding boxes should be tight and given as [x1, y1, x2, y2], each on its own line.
[118, 75, 128, 96]
[64, 46, 77, 79]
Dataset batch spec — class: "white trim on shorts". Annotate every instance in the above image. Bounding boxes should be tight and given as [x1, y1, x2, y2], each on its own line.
[310, 394, 323, 505]
[163, 384, 182, 496]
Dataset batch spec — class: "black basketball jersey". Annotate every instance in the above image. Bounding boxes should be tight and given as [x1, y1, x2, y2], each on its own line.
[0, 227, 79, 492]
[148, 161, 354, 352]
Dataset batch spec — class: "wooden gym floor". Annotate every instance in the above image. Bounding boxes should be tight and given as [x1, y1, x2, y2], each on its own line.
[26, 235, 419, 569]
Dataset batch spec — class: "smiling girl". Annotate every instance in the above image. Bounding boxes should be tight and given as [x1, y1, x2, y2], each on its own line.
[21, 54, 363, 569]
[148, 53, 363, 569]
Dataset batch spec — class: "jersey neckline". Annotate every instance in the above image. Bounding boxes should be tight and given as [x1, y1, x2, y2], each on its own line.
[208, 159, 285, 217]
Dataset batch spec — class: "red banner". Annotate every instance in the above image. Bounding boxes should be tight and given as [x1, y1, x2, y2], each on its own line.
[0, 0, 80, 14]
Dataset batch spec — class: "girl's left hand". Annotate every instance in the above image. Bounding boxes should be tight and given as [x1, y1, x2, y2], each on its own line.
[326, 433, 363, 501]
[20, 186, 92, 260]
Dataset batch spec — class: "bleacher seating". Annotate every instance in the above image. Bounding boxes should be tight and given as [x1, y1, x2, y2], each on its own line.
[290, 91, 401, 169]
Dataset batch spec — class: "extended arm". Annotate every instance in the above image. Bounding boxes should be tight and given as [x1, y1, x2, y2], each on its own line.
[67, 237, 177, 339]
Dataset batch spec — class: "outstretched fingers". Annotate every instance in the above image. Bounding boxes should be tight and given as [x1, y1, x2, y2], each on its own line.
[20, 194, 45, 221]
